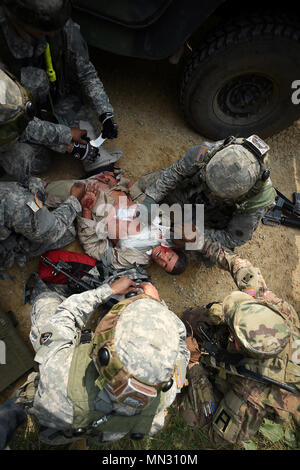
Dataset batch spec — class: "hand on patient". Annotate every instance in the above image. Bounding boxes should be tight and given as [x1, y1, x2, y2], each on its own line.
[81, 181, 101, 218]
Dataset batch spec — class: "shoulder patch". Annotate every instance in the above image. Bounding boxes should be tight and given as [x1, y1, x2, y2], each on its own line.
[26, 200, 41, 212]
[195, 145, 208, 163]
[40, 332, 52, 345]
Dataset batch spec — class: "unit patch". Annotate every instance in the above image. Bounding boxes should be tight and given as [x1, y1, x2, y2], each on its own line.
[40, 332, 52, 345]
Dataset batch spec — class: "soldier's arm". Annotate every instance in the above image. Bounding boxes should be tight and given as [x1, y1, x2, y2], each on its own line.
[21, 117, 72, 152]
[31, 285, 114, 362]
[77, 215, 111, 260]
[200, 237, 268, 294]
[13, 194, 81, 246]
[200, 238, 299, 325]
[145, 141, 224, 202]
[47, 285, 114, 334]
[144, 146, 203, 202]
[65, 20, 113, 116]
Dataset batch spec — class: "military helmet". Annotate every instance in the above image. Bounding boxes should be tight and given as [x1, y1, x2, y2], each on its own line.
[91, 295, 188, 409]
[205, 144, 261, 200]
[0, 69, 35, 146]
[222, 291, 291, 359]
[3, 0, 71, 33]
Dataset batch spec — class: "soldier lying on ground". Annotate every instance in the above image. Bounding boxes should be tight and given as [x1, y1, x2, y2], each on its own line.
[178, 238, 300, 447]
[45, 170, 188, 275]
[136, 135, 276, 265]
[0, 0, 120, 183]
[15, 275, 190, 447]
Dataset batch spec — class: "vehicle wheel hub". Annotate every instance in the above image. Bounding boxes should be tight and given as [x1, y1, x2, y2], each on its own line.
[217, 74, 274, 118]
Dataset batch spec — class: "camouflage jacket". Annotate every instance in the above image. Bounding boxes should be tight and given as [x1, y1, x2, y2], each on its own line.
[0, 7, 113, 151]
[144, 142, 276, 251]
[24, 287, 185, 445]
[0, 179, 81, 269]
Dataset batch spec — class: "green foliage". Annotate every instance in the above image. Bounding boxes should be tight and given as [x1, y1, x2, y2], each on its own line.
[10, 407, 297, 451]
[259, 419, 284, 443]
[242, 439, 258, 450]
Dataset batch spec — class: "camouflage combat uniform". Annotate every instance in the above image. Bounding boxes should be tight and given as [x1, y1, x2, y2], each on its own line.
[179, 238, 300, 445]
[139, 140, 276, 253]
[16, 286, 189, 445]
[0, 6, 113, 181]
[0, 178, 81, 270]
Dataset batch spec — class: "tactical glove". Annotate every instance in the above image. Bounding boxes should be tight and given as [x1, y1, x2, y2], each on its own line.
[100, 112, 118, 139]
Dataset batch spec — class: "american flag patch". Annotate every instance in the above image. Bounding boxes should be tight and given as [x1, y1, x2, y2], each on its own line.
[195, 145, 208, 162]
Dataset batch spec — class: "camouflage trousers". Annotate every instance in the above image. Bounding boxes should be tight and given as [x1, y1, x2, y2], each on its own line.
[0, 95, 100, 183]
[177, 367, 268, 447]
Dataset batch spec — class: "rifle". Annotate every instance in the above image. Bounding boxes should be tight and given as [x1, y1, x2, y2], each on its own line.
[197, 326, 299, 395]
[262, 189, 300, 228]
[40, 256, 97, 293]
[40, 256, 152, 294]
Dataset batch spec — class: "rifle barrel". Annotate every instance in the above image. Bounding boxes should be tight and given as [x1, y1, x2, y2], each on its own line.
[41, 256, 92, 291]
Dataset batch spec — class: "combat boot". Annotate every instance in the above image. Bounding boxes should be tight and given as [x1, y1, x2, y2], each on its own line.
[23, 273, 52, 304]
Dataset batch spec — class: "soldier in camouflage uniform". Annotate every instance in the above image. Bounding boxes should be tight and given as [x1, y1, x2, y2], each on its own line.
[136, 135, 276, 261]
[0, 0, 119, 182]
[0, 68, 85, 270]
[178, 238, 300, 446]
[16, 276, 189, 446]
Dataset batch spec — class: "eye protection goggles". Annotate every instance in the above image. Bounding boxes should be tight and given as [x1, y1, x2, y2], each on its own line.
[105, 377, 158, 409]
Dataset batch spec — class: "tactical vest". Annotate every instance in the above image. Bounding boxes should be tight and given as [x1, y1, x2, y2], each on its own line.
[203, 302, 300, 392]
[65, 294, 167, 440]
[176, 178, 275, 231]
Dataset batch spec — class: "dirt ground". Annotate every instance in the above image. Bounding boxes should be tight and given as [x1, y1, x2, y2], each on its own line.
[1, 49, 300, 409]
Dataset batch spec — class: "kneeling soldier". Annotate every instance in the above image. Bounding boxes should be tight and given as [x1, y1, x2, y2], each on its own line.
[179, 239, 300, 446]
[16, 276, 189, 446]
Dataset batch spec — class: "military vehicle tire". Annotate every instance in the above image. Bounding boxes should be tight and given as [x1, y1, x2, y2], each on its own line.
[180, 15, 300, 139]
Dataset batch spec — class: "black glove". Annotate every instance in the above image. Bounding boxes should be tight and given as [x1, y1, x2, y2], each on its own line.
[70, 141, 98, 162]
[100, 112, 118, 139]
[0, 399, 26, 449]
